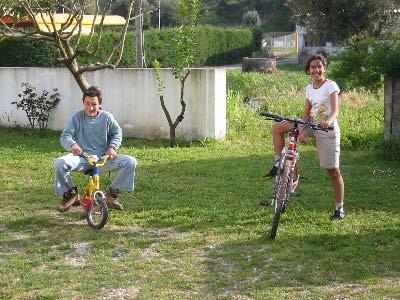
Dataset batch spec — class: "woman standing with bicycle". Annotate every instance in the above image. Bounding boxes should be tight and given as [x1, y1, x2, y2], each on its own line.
[263, 54, 345, 220]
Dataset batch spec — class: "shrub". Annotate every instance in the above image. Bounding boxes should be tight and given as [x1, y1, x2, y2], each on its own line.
[0, 26, 256, 68]
[330, 34, 400, 91]
[0, 37, 57, 67]
[242, 10, 261, 27]
[11, 83, 61, 130]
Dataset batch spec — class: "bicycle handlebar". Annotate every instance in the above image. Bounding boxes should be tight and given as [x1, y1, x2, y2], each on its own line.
[260, 112, 334, 131]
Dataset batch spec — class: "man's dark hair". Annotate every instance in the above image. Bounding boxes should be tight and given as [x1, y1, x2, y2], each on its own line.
[82, 86, 102, 104]
[305, 54, 328, 74]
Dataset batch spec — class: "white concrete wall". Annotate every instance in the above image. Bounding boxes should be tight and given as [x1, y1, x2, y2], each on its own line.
[0, 67, 226, 140]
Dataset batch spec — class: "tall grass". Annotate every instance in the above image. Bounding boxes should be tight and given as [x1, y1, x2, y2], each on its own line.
[226, 67, 385, 150]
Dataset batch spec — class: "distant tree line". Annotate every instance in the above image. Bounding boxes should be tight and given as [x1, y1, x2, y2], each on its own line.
[109, 0, 295, 31]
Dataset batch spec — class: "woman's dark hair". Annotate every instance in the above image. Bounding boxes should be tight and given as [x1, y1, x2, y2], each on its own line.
[304, 54, 328, 74]
[82, 86, 102, 104]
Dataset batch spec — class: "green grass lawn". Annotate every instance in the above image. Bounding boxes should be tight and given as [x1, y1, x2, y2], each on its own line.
[1, 128, 399, 299]
[1, 66, 400, 299]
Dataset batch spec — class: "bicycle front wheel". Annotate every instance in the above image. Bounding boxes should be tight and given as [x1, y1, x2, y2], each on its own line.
[86, 197, 108, 230]
[269, 160, 291, 239]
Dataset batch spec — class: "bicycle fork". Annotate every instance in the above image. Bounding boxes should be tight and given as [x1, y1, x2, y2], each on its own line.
[82, 166, 102, 210]
[269, 149, 300, 206]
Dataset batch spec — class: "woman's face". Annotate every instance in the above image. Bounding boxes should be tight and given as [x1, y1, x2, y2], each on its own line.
[308, 59, 326, 82]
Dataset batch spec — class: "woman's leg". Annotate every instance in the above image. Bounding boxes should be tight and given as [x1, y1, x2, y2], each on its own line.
[327, 168, 344, 203]
[327, 168, 345, 219]
[263, 122, 294, 179]
[272, 122, 294, 156]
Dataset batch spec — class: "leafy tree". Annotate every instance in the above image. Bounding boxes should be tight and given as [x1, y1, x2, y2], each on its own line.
[0, 0, 134, 92]
[242, 9, 261, 27]
[110, 0, 131, 18]
[330, 34, 400, 91]
[287, 0, 399, 45]
[212, 0, 294, 30]
[154, 0, 199, 147]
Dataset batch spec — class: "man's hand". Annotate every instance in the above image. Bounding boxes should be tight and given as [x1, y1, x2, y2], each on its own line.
[71, 143, 83, 155]
[106, 147, 117, 160]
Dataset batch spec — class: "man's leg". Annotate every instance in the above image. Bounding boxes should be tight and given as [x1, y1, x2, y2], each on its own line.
[103, 155, 137, 191]
[54, 153, 88, 212]
[101, 155, 137, 210]
[54, 153, 89, 195]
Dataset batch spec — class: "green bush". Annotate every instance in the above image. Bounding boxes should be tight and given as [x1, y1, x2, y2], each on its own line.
[330, 34, 400, 91]
[145, 25, 254, 67]
[0, 26, 255, 68]
[75, 31, 136, 67]
[0, 37, 57, 67]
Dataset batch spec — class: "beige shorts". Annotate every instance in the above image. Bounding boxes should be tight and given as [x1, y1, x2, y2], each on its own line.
[305, 123, 340, 169]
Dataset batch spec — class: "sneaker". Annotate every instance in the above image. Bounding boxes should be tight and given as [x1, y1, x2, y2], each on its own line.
[330, 209, 345, 220]
[262, 165, 278, 179]
[58, 187, 79, 212]
[105, 187, 123, 210]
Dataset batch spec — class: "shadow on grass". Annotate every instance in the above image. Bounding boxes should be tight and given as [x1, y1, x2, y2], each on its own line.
[0, 145, 399, 297]
[203, 228, 400, 290]
[1, 147, 399, 235]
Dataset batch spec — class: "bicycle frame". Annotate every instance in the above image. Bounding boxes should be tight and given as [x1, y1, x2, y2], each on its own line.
[271, 123, 300, 208]
[260, 112, 331, 239]
[78, 153, 110, 230]
[80, 153, 109, 210]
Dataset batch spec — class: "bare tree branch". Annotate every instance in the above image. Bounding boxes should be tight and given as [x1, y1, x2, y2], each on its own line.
[0, 0, 135, 92]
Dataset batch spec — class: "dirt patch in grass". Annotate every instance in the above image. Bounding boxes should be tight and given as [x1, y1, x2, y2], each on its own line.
[101, 287, 140, 299]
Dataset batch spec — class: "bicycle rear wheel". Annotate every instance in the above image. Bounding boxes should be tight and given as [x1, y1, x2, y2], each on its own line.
[269, 160, 291, 239]
[86, 196, 108, 230]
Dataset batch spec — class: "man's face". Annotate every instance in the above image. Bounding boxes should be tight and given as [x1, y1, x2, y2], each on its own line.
[83, 96, 101, 117]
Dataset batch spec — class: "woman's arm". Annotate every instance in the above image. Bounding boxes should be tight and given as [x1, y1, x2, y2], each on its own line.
[299, 99, 312, 144]
[302, 99, 312, 122]
[323, 91, 339, 128]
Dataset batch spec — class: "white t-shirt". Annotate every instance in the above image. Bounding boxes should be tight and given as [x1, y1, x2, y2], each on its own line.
[305, 79, 340, 123]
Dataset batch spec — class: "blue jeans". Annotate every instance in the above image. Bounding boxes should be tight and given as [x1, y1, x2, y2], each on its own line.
[54, 153, 137, 195]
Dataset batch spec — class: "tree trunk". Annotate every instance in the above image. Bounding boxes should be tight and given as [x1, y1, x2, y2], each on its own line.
[384, 76, 400, 144]
[135, 0, 144, 68]
[169, 126, 177, 147]
[70, 69, 90, 92]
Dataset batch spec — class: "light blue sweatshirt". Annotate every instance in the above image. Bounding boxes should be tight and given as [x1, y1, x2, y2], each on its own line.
[60, 110, 122, 156]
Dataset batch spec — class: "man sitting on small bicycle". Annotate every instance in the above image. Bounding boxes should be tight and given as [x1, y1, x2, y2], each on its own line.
[54, 86, 137, 212]
[262, 54, 345, 221]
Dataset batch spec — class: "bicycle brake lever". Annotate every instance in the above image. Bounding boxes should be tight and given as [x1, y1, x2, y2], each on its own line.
[80, 152, 89, 159]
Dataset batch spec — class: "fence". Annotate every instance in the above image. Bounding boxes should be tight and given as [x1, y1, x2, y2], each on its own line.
[261, 32, 298, 57]
[0, 67, 226, 141]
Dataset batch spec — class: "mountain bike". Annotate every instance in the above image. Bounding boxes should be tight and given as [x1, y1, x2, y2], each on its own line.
[260, 112, 332, 239]
[79, 153, 109, 230]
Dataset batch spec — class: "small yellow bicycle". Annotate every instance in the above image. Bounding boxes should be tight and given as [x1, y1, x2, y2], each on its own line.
[79, 152, 109, 230]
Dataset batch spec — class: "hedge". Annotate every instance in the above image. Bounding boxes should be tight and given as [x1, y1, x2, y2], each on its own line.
[0, 25, 255, 68]
[0, 37, 56, 67]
